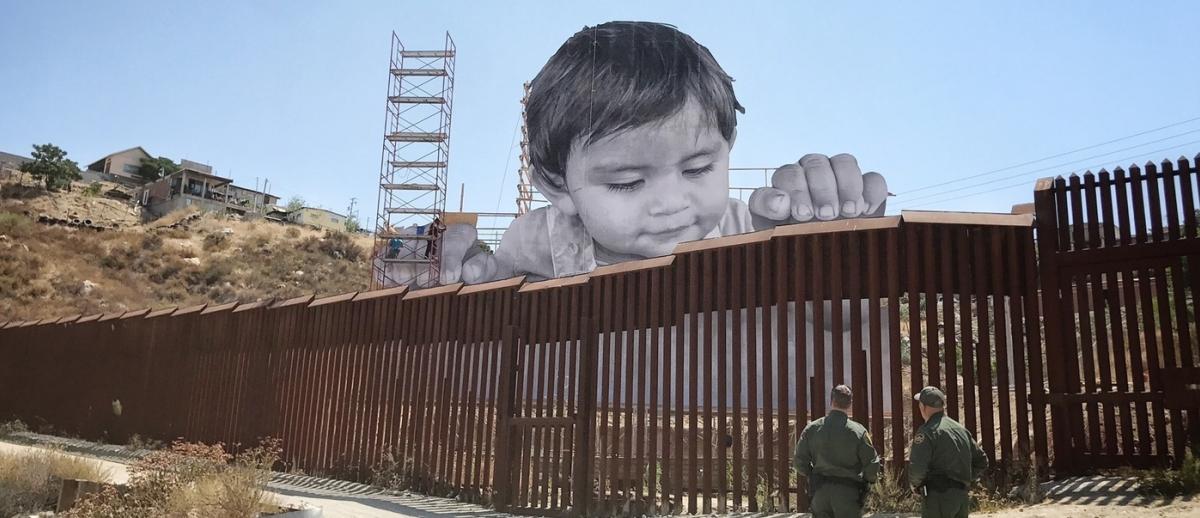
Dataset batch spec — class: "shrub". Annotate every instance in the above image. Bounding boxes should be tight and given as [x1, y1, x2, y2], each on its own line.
[370, 448, 429, 493]
[68, 439, 282, 517]
[0, 183, 48, 200]
[158, 226, 190, 240]
[203, 232, 229, 252]
[0, 419, 28, 437]
[125, 434, 164, 453]
[201, 261, 233, 286]
[0, 245, 44, 294]
[82, 182, 103, 197]
[299, 231, 363, 262]
[0, 211, 34, 238]
[284, 227, 300, 239]
[0, 447, 110, 517]
[864, 469, 921, 514]
[140, 233, 162, 251]
[149, 260, 183, 284]
[1139, 447, 1200, 497]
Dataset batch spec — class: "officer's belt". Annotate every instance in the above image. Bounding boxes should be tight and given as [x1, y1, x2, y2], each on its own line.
[921, 474, 967, 492]
[810, 473, 866, 492]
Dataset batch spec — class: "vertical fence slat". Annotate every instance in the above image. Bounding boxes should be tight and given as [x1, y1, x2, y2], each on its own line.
[759, 240, 775, 513]
[812, 234, 826, 419]
[774, 237, 791, 512]
[622, 273, 637, 507]
[906, 224, 924, 430]
[974, 227, 997, 462]
[957, 228, 979, 437]
[1005, 228, 1031, 462]
[923, 225, 940, 392]
[989, 229, 1013, 473]
[886, 228, 905, 477]
[867, 230, 885, 469]
[730, 245, 744, 511]
[714, 249, 728, 514]
[939, 226, 959, 422]
[745, 244, 759, 512]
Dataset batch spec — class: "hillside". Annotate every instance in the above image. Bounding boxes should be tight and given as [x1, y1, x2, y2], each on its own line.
[0, 180, 373, 322]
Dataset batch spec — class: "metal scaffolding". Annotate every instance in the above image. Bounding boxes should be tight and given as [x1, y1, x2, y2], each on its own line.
[372, 31, 456, 289]
[516, 82, 535, 216]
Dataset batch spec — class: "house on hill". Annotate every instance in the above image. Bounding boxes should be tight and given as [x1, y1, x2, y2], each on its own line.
[142, 167, 279, 220]
[0, 151, 30, 181]
[85, 146, 152, 184]
[289, 206, 348, 232]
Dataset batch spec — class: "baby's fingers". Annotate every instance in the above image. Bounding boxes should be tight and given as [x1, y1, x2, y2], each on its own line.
[771, 163, 814, 221]
[862, 172, 888, 216]
[748, 186, 792, 221]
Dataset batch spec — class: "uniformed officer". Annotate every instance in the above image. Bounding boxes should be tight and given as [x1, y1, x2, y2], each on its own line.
[794, 385, 881, 518]
[908, 386, 989, 518]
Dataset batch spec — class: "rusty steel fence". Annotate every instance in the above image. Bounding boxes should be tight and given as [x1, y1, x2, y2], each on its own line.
[0, 210, 1058, 516]
[9, 153, 1200, 514]
[1035, 155, 1200, 472]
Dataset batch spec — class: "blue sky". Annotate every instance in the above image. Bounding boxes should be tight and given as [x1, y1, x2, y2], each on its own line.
[2, 1, 1199, 224]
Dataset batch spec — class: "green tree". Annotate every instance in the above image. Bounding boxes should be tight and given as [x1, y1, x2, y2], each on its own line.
[135, 156, 179, 184]
[285, 196, 305, 212]
[344, 214, 362, 233]
[18, 143, 81, 191]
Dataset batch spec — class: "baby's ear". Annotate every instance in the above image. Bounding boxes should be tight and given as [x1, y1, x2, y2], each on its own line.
[531, 169, 578, 217]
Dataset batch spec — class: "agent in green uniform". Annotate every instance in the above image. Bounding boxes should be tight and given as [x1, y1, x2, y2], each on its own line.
[794, 385, 881, 518]
[908, 386, 989, 518]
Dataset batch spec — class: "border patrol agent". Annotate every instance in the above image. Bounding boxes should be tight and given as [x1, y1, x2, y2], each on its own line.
[909, 386, 989, 518]
[794, 385, 881, 518]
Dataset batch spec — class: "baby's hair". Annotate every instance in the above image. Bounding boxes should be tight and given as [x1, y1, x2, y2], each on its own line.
[526, 21, 745, 190]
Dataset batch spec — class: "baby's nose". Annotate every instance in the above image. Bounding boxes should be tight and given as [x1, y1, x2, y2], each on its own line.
[648, 189, 689, 216]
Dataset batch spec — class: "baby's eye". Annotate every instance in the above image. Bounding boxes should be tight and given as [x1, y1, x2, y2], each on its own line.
[683, 164, 714, 177]
[606, 179, 644, 192]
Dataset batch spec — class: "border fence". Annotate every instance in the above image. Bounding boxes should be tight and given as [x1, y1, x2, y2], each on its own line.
[2, 155, 1198, 516]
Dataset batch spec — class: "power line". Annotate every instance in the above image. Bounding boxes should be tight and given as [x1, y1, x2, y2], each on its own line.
[894, 130, 1200, 207]
[901, 141, 1200, 210]
[494, 117, 521, 213]
[897, 115, 1200, 196]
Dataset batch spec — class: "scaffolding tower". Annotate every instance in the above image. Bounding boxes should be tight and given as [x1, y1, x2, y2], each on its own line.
[516, 82, 535, 216]
[372, 31, 455, 289]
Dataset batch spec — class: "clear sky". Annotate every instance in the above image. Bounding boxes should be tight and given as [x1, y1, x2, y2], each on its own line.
[3, 1, 1199, 225]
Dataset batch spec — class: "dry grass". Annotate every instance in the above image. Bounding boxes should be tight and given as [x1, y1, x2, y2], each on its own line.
[0, 447, 111, 516]
[0, 205, 372, 322]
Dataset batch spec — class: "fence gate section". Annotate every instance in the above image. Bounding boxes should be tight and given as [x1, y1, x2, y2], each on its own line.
[1034, 158, 1200, 471]
[494, 285, 597, 517]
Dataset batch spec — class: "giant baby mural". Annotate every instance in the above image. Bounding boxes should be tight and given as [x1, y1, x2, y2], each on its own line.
[389, 21, 894, 407]
[437, 21, 888, 285]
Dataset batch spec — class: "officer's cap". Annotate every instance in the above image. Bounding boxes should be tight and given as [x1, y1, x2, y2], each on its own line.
[914, 386, 946, 408]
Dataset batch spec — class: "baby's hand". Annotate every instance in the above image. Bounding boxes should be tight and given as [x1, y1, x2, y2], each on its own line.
[748, 153, 888, 226]
[438, 223, 500, 285]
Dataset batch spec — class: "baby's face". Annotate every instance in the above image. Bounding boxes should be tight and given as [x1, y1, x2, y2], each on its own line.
[563, 99, 731, 260]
